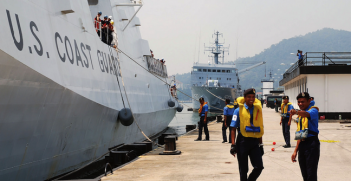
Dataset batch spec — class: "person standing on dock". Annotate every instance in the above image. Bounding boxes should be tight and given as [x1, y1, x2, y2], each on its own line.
[290, 92, 320, 181]
[222, 99, 235, 143]
[280, 96, 294, 148]
[195, 97, 210, 141]
[229, 88, 264, 181]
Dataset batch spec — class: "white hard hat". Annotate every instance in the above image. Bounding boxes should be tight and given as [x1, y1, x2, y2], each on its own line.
[108, 16, 112, 19]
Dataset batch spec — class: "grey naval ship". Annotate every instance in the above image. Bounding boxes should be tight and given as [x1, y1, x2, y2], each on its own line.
[0, 0, 179, 180]
[191, 32, 265, 112]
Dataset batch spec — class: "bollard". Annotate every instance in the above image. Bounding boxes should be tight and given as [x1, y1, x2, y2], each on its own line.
[186, 124, 196, 132]
[159, 135, 181, 155]
[216, 115, 223, 122]
[158, 133, 178, 145]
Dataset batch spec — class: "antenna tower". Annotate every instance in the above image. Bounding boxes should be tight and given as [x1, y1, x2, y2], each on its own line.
[204, 31, 230, 64]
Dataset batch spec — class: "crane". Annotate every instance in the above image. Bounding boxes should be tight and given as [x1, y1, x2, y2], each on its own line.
[237, 61, 266, 74]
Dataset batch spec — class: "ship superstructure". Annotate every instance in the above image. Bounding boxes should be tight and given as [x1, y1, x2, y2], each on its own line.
[191, 32, 239, 111]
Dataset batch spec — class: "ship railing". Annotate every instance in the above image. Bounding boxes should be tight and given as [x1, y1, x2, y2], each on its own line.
[145, 56, 168, 78]
[95, 21, 118, 46]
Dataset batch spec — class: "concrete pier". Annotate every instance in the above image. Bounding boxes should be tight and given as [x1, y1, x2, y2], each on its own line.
[101, 107, 351, 181]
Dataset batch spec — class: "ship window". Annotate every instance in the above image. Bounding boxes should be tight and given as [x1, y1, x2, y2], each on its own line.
[203, 69, 207, 72]
[193, 68, 198, 71]
[229, 78, 231, 80]
[219, 78, 221, 80]
[222, 70, 225, 73]
[210, 77, 212, 79]
[231, 70, 235, 73]
[226, 70, 231, 73]
[198, 69, 202, 72]
[199, 77, 201, 79]
[88, 0, 99, 5]
[208, 69, 211, 72]
[217, 70, 220, 72]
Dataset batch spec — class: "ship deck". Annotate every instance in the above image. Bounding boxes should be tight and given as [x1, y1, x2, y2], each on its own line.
[100, 107, 351, 181]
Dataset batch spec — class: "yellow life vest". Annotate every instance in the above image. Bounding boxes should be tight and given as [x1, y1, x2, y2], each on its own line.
[226, 104, 234, 109]
[281, 102, 292, 114]
[237, 97, 264, 138]
[296, 106, 318, 131]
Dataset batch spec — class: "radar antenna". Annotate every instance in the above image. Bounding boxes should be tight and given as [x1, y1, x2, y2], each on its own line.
[204, 31, 230, 64]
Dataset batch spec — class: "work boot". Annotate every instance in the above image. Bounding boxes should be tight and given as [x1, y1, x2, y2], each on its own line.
[283, 144, 291, 148]
[202, 139, 209, 141]
[194, 138, 201, 141]
[222, 141, 227, 143]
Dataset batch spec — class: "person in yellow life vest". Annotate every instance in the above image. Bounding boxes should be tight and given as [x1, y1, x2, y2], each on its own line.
[229, 88, 264, 181]
[280, 96, 294, 148]
[222, 99, 235, 143]
[195, 97, 209, 141]
[289, 92, 320, 181]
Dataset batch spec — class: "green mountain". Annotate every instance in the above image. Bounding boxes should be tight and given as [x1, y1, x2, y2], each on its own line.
[174, 28, 351, 100]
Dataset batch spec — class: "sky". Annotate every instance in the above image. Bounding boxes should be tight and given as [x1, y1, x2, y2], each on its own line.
[137, 0, 351, 75]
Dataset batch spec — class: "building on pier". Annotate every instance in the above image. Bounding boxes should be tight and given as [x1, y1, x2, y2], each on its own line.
[279, 52, 351, 119]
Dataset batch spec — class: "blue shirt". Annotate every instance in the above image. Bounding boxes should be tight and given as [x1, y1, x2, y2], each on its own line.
[223, 105, 235, 116]
[200, 104, 208, 116]
[230, 103, 254, 132]
[310, 100, 315, 106]
[282, 104, 294, 118]
[305, 104, 319, 137]
[298, 53, 303, 60]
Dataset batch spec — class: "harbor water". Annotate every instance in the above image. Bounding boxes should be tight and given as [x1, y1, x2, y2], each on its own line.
[167, 103, 219, 135]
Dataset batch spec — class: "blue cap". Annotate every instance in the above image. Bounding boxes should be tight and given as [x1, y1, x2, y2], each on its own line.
[98, 11, 102, 15]
[104, 15, 108, 18]
[174, 84, 176, 86]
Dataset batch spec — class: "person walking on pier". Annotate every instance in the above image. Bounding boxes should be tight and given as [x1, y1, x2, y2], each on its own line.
[290, 92, 320, 181]
[195, 97, 209, 141]
[222, 99, 235, 143]
[229, 88, 264, 181]
[280, 96, 294, 148]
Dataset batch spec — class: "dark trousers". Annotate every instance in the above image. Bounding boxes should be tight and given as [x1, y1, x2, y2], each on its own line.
[298, 136, 320, 181]
[282, 117, 290, 145]
[197, 116, 209, 140]
[236, 134, 264, 181]
[222, 116, 232, 142]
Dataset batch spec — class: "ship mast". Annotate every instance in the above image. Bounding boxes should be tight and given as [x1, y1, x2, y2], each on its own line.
[204, 31, 229, 64]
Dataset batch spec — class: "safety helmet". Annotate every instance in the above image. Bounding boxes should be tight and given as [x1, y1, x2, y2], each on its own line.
[104, 15, 108, 19]
[110, 20, 114, 25]
[108, 16, 112, 19]
[98, 11, 102, 15]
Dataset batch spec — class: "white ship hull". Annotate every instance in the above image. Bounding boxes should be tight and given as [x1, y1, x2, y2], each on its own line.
[0, 0, 177, 180]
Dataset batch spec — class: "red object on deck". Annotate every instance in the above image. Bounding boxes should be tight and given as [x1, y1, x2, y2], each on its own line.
[271, 148, 275, 151]
[320, 116, 325, 120]
[273, 142, 276, 145]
